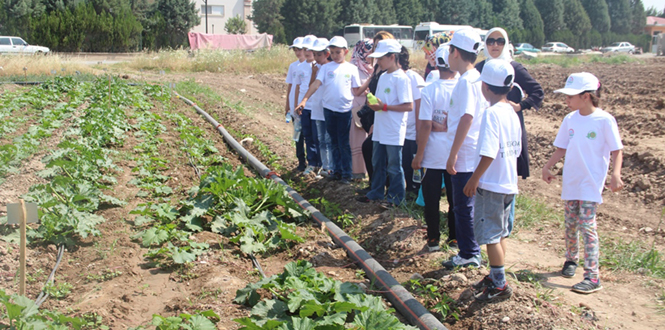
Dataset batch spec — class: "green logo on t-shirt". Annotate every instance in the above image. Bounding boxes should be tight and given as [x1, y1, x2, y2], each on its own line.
[586, 131, 597, 140]
[344, 74, 351, 79]
[450, 98, 453, 106]
[384, 87, 391, 94]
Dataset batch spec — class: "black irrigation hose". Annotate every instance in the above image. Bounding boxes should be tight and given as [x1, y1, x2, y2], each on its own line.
[174, 92, 448, 330]
[35, 244, 65, 307]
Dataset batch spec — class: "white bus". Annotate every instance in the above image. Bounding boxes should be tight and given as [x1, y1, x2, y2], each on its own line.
[414, 22, 473, 49]
[343, 24, 414, 49]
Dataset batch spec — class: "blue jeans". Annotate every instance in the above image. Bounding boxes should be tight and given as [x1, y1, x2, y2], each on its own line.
[315, 120, 331, 171]
[301, 109, 320, 167]
[367, 142, 404, 205]
[324, 109, 352, 179]
[451, 172, 481, 259]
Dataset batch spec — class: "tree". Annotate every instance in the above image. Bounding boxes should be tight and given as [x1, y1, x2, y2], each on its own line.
[468, 0, 494, 29]
[534, 0, 565, 39]
[580, 0, 610, 32]
[630, 0, 646, 34]
[417, 0, 439, 22]
[280, 0, 341, 42]
[645, 6, 661, 17]
[437, 0, 471, 25]
[490, 0, 524, 30]
[607, 0, 631, 34]
[148, 0, 200, 48]
[394, 0, 423, 26]
[374, 0, 397, 24]
[225, 14, 247, 34]
[562, 0, 591, 48]
[251, 0, 286, 43]
[518, 0, 544, 46]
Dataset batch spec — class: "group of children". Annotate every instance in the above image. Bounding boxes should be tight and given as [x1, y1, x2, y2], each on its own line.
[283, 28, 624, 302]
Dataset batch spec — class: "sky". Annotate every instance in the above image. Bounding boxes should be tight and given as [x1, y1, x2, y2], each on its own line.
[644, 0, 665, 12]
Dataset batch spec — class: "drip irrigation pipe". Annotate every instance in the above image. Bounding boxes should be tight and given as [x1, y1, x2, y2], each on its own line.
[35, 244, 65, 307]
[174, 92, 447, 330]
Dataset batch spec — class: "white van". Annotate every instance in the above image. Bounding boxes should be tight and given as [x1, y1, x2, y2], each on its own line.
[0, 36, 50, 55]
[344, 24, 414, 49]
[414, 22, 473, 49]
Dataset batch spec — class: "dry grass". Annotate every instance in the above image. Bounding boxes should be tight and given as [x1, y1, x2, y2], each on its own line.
[0, 54, 92, 78]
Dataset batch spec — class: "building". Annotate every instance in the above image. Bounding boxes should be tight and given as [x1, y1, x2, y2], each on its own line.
[645, 16, 665, 53]
[191, 0, 254, 35]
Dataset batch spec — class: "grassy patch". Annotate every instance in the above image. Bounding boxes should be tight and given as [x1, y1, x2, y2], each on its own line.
[514, 194, 563, 233]
[516, 54, 638, 67]
[0, 55, 93, 78]
[175, 79, 222, 104]
[600, 238, 665, 279]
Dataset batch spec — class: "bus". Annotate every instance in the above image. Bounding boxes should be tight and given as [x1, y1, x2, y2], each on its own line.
[413, 22, 473, 49]
[343, 24, 414, 49]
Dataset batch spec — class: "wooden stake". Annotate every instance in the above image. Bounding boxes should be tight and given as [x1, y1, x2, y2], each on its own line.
[19, 199, 27, 296]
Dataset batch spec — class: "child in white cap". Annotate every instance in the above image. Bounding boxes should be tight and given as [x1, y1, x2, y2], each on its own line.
[296, 36, 362, 184]
[412, 45, 459, 252]
[294, 35, 321, 176]
[357, 39, 413, 208]
[286, 36, 307, 171]
[542, 72, 624, 294]
[462, 59, 522, 302]
[442, 28, 486, 269]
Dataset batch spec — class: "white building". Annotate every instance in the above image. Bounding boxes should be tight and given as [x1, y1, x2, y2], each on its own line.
[191, 0, 255, 35]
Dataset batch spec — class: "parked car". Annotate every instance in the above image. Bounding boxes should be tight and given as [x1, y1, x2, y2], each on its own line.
[541, 42, 574, 53]
[0, 36, 50, 55]
[514, 43, 541, 55]
[601, 42, 636, 54]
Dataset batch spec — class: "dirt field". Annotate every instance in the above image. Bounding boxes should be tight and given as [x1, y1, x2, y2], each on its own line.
[1, 57, 664, 329]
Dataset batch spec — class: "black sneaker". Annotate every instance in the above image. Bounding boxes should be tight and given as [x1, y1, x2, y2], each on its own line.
[571, 278, 602, 294]
[340, 179, 351, 185]
[356, 196, 372, 203]
[355, 186, 371, 195]
[427, 239, 440, 252]
[472, 275, 493, 294]
[475, 283, 513, 302]
[561, 261, 578, 278]
[447, 239, 459, 251]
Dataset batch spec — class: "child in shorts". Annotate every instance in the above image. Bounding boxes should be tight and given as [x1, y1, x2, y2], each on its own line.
[462, 59, 522, 302]
[542, 72, 624, 294]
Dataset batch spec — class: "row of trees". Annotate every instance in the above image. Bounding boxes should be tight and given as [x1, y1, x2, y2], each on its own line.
[0, 0, 200, 51]
[252, 0, 655, 50]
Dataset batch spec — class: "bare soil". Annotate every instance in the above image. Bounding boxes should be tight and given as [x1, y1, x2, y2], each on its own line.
[1, 58, 665, 330]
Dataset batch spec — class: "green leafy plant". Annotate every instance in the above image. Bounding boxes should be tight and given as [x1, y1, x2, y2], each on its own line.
[44, 282, 73, 299]
[406, 279, 460, 321]
[151, 310, 220, 330]
[0, 289, 88, 329]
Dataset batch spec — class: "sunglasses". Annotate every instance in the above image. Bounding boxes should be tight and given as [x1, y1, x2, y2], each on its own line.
[486, 38, 506, 46]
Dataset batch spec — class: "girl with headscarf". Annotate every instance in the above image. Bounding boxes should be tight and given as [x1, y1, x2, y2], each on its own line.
[423, 32, 453, 81]
[349, 39, 374, 180]
[475, 27, 544, 234]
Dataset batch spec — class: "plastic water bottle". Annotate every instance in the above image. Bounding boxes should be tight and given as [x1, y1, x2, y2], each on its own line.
[292, 115, 301, 141]
[413, 167, 424, 184]
[285, 113, 292, 123]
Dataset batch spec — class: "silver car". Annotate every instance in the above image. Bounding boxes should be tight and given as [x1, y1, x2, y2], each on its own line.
[601, 42, 635, 54]
[0, 36, 50, 55]
[541, 42, 574, 53]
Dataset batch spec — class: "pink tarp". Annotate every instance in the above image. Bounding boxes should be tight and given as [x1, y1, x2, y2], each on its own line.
[188, 33, 273, 51]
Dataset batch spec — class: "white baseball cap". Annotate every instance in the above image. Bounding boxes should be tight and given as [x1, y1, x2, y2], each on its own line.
[301, 35, 317, 50]
[435, 44, 451, 68]
[308, 38, 329, 51]
[449, 28, 482, 54]
[368, 39, 402, 58]
[554, 72, 600, 95]
[328, 36, 348, 49]
[289, 37, 304, 49]
[474, 59, 514, 88]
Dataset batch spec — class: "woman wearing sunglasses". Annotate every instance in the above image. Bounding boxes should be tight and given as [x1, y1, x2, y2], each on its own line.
[475, 27, 544, 234]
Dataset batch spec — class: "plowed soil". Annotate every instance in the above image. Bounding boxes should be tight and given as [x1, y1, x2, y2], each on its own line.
[1, 57, 664, 330]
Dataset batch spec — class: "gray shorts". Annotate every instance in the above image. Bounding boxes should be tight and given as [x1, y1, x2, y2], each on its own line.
[473, 188, 515, 245]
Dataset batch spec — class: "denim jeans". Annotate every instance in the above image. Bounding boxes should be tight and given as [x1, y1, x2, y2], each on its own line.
[366, 142, 404, 205]
[324, 109, 352, 179]
[402, 139, 419, 193]
[294, 118, 306, 169]
[315, 120, 331, 171]
[508, 197, 515, 235]
[301, 109, 320, 167]
[450, 172, 481, 259]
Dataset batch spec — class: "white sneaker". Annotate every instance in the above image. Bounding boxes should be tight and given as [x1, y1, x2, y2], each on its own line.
[303, 165, 315, 175]
[441, 254, 481, 270]
[314, 167, 323, 179]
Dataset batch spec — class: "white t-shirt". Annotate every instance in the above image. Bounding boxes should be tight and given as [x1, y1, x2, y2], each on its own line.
[372, 69, 414, 146]
[310, 63, 325, 121]
[286, 60, 305, 115]
[553, 109, 623, 204]
[315, 62, 361, 113]
[444, 69, 489, 173]
[419, 78, 458, 169]
[477, 102, 522, 194]
[294, 60, 317, 109]
[426, 70, 440, 83]
[404, 69, 424, 141]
